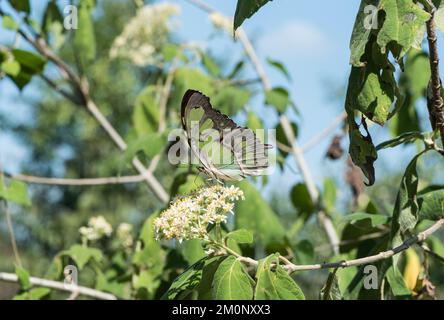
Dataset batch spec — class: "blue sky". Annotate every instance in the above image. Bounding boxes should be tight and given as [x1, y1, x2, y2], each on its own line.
[0, 0, 440, 196]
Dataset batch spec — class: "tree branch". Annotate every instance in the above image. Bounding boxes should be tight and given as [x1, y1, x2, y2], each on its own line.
[0, 272, 117, 300]
[10, 21, 169, 203]
[217, 219, 444, 274]
[426, 10, 444, 143]
[4, 172, 145, 186]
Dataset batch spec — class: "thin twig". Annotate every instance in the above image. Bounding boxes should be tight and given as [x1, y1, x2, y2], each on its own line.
[1, 201, 22, 267]
[285, 219, 444, 273]
[301, 111, 347, 153]
[7, 16, 169, 203]
[213, 219, 444, 274]
[0, 272, 117, 300]
[5, 172, 145, 186]
[0, 167, 22, 267]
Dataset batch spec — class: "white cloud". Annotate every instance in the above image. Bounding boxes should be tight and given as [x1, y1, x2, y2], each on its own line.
[258, 21, 328, 60]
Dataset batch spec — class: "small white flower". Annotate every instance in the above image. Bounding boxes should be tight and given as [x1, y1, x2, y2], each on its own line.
[117, 223, 134, 248]
[109, 3, 180, 66]
[79, 215, 113, 241]
[209, 12, 233, 34]
[154, 185, 244, 242]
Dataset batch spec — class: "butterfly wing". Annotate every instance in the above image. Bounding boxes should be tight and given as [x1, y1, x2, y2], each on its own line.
[181, 89, 271, 181]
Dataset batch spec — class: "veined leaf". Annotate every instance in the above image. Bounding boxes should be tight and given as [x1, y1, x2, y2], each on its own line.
[0, 178, 31, 206]
[62, 244, 103, 270]
[350, 0, 429, 66]
[254, 254, 305, 300]
[320, 270, 342, 300]
[15, 266, 32, 291]
[386, 265, 412, 298]
[212, 255, 254, 300]
[342, 212, 389, 228]
[164, 257, 207, 300]
[347, 115, 377, 186]
[224, 229, 254, 244]
[376, 131, 426, 150]
[418, 188, 444, 221]
[390, 151, 428, 266]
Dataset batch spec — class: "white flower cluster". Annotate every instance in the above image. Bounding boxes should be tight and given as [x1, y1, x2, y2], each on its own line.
[154, 185, 244, 243]
[209, 12, 233, 34]
[79, 216, 113, 241]
[117, 223, 134, 248]
[109, 3, 180, 66]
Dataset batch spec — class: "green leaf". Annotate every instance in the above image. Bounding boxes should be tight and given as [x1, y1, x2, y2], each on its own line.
[133, 85, 160, 135]
[386, 265, 411, 298]
[246, 112, 262, 131]
[164, 258, 207, 300]
[254, 254, 305, 300]
[376, 0, 430, 60]
[212, 255, 254, 300]
[320, 271, 342, 300]
[265, 87, 290, 113]
[225, 229, 254, 244]
[2, 15, 18, 30]
[213, 86, 251, 115]
[9, 49, 46, 89]
[233, 0, 272, 31]
[9, 0, 31, 14]
[124, 132, 164, 161]
[14, 287, 51, 300]
[197, 256, 227, 299]
[322, 178, 337, 212]
[202, 53, 220, 77]
[275, 121, 298, 160]
[266, 58, 291, 81]
[15, 266, 32, 291]
[342, 212, 389, 228]
[173, 67, 214, 105]
[11, 49, 46, 73]
[390, 151, 427, 265]
[390, 50, 430, 137]
[294, 240, 314, 265]
[349, 0, 429, 66]
[133, 212, 166, 276]
[376, 131, 426, 150]
[179, 239, 206, 265]
[74, 0, 96, 63]
[347, 115, 377, 186]
[1, 59, 21, 76]
[346, 57, 399, 126]
[63, 244, 103, 270]
[132, 270, 161, 298]
[162, 43, 179, 62]
[42, 0, 64, 34]
[0, 179, 31, 206]
[290, 183, 314, 214]
[235, 181, 287, 250]
[418, 189, 444, 221]
[170, 173, 206, 198]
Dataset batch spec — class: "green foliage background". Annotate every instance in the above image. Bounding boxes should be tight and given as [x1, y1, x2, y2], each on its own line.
[0, 0, 444, 300]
